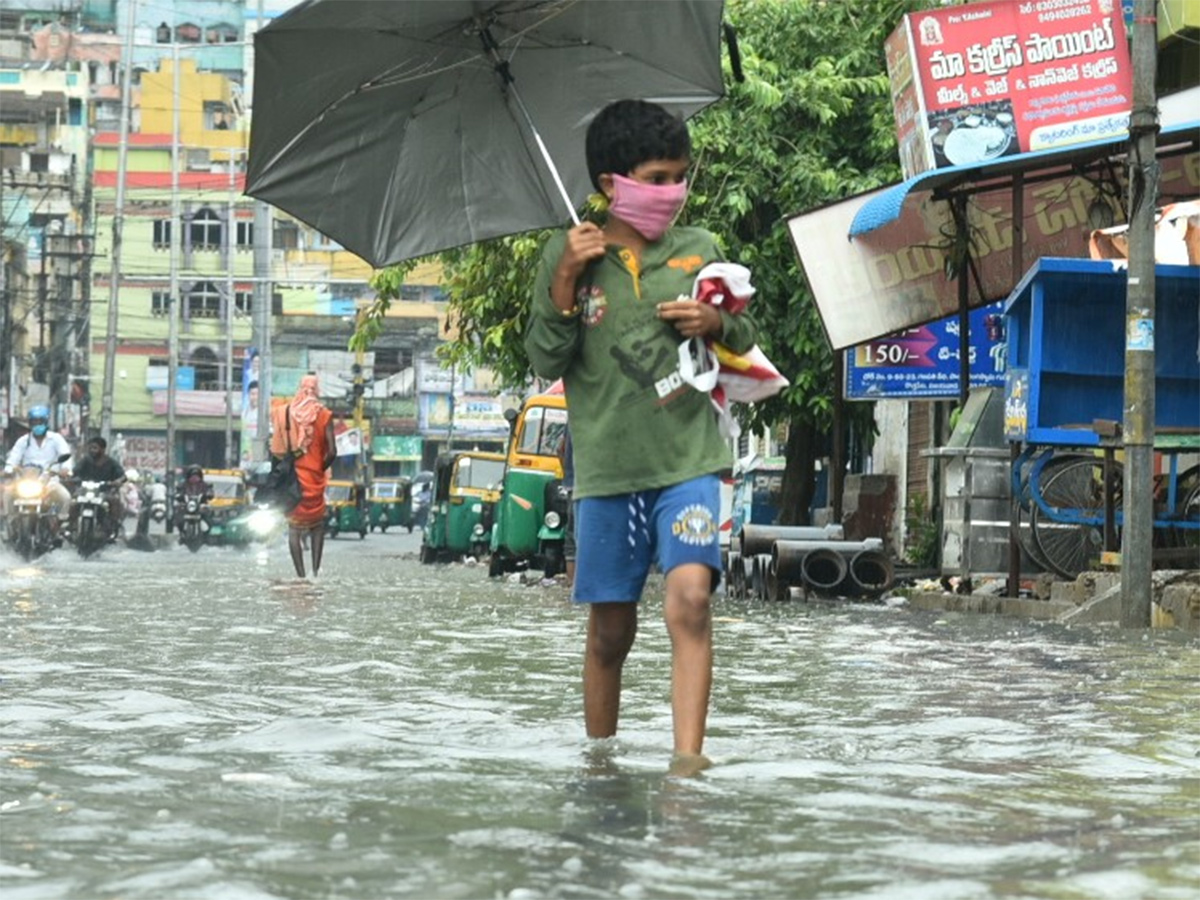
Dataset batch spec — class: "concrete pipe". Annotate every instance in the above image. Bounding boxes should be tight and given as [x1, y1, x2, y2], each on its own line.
[800, 547, 850, 594]
[765, 556, 780, 602]
[849, 549, 895, 596]
[771, 540, 808, 587]
[740, 523, 846, 557]
[751, 553, 773, 601]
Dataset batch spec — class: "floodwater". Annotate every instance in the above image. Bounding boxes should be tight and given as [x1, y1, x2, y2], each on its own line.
[1, 531, 1197, 900]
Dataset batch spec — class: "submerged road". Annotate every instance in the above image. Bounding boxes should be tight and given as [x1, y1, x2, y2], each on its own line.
[1, 528, 1197, 899]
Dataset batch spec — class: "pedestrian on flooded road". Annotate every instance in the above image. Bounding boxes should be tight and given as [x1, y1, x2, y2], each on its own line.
[271, 373, 335, 579]
[525, 100, 757, 774]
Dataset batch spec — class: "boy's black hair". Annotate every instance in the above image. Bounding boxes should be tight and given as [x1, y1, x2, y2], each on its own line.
[88, 436, 107, 451]
[585, 100, 691, 191]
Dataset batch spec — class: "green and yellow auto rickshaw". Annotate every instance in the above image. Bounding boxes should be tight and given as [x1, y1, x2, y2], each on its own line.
[488, 391, 570, 578]
[369, 478, 413, 533]
[419, 451, 506, 564]
[325, 479, 368, 539]
[202, 468, 250, 547]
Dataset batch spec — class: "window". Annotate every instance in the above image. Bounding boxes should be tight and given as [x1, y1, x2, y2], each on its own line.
[206, 22, 239, 43]
[272, 220, 299, 250]
[29, 153, 49, 173]
[235, 291, 252, 316]
[235, 220, 253, 249]
[185, 281, 222, 319]
[203, 101, 231, 131]
[189, 208, 222, 250]
[272, 292, 284, 316]
[152, 219, 172, 248]
[517, 406, 568, 457]
[151, 291, 170, 316]
[188, 346, 219, 390]
[175, 22, 201, 43]
[94, 100, 120, 127]
[186, 148, 210, 171]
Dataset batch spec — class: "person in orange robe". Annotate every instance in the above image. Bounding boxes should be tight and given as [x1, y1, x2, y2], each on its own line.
[270, 373, 335, 578]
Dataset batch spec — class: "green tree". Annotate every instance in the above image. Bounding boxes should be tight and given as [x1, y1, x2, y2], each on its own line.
[357, 0, 934, 522]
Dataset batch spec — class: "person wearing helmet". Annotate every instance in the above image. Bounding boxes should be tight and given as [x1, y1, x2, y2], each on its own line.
[173, 464, 214, 531]
[70, 436, 127, 540]
[3, 405, 74, 535]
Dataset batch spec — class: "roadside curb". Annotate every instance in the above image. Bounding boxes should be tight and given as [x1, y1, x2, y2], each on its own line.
[899, 570, 1199, 632]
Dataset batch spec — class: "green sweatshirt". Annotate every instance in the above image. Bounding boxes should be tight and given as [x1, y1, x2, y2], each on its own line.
[525, 226, 756, 500]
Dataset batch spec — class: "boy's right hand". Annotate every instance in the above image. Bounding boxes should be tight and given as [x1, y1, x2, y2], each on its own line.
[550, 223, 607, 315]
[556, 222, 607, 280]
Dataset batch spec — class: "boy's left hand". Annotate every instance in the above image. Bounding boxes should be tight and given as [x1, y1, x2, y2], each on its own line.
[657, 299, 721, 339]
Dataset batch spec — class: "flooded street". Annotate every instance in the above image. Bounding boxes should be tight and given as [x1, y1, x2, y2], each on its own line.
[1, 531, 1197, 900]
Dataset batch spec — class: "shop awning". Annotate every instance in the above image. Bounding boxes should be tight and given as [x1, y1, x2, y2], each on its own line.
[850, 119, 1200, 239]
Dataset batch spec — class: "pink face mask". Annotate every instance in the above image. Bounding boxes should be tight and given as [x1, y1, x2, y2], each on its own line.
[608, 173, 688, 241]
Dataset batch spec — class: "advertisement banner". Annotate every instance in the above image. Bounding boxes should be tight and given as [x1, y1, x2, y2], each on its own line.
[371, 435, 423, 461]
[120, 435, 168, 474]
[239, 348, 260, 465]
[335, 427, 363, 458]
[888, 0, 1131, 179]
[845, 301, 1007, 399]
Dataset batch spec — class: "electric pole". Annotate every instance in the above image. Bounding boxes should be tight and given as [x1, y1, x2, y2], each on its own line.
[167, 42, 182, 519]
[99, 0, 137, 443]
[251, 0, 272, 462]
[224, 153, 237, 467]
[1120, 0, 1160, 628]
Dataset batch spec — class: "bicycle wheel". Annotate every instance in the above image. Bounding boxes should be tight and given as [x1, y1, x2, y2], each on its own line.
[1031, 457, 1122, 580]
[1020, 451, 1089, 572]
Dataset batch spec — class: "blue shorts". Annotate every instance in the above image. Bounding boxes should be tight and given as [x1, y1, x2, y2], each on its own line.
[572, 474, 722, 603]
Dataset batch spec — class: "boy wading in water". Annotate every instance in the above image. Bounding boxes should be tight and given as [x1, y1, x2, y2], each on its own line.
[525, 100, 757, 774]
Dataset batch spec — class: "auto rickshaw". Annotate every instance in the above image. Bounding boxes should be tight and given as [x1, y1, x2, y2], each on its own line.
[420, 451, 506, 564]
[325, 480, 368, 539]
[202, 468, 250, 546]
[369, 478, 413, 533]
[488, 391, 569, 578]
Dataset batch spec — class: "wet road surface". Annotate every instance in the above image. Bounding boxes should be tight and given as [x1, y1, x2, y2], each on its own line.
[1, 529, 1197, 899]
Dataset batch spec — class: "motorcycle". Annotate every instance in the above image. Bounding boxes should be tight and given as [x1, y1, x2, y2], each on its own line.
[147, 481, 168, 524]
[70, 479, 121, 558]
[175, 491, 210, 552]
[3, 455, 70, 562]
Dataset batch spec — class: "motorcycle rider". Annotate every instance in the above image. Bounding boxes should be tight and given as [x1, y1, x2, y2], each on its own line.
[3, 405, 73, 539]
[173, 464, 214, 531]
[70, 436, 126, 540]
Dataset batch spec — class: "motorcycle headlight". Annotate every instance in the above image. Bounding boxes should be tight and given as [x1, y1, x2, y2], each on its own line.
[544, 510, 561, 530]
[472, 523, 484, 537]
[247, 509, 277, 535]
[187, 499, 199, 512]
[15, 480, 41, 499]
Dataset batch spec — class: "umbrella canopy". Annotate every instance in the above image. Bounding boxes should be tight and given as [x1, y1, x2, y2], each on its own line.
[246, 0, 726, 268]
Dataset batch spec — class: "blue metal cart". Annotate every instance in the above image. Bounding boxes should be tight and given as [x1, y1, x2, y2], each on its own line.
[1003, 258, 1200, 579]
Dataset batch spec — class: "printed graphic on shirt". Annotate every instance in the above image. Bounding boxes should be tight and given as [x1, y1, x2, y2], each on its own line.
[576, 284, 607, 327]
[609, 317, 676, 392]
[667, 255, 705, 276]
[672, 503, 717, 546]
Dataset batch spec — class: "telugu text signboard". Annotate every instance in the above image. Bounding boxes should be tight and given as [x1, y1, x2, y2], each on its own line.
[845, 302, 1007, 400]
[887, 0, 1132, 180]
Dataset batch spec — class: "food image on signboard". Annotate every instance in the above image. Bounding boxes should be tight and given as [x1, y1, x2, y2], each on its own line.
[929, 100, 1018, 168]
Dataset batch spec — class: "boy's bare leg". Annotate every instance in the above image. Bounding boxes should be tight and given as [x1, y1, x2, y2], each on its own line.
[583, 602, 638, 738]
[663, 563, 713, 758]
[287, 527, 306, 578]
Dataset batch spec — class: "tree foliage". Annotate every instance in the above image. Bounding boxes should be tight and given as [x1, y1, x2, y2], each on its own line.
[360, 0, 938, 521]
